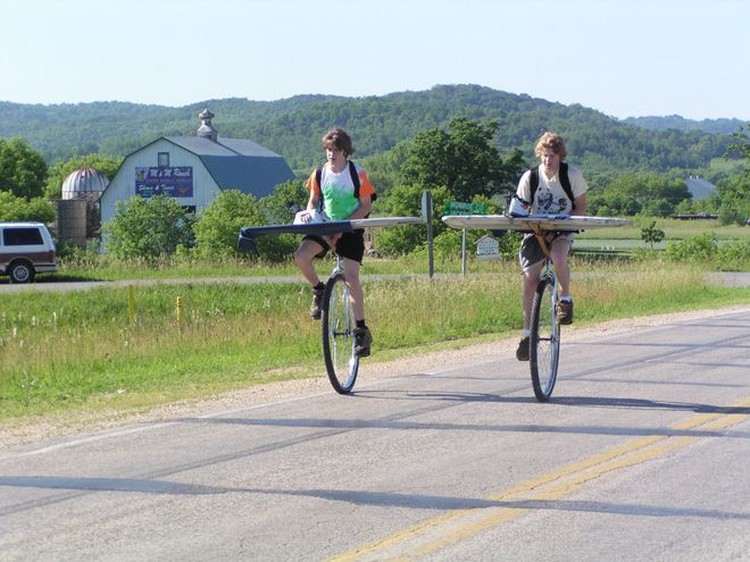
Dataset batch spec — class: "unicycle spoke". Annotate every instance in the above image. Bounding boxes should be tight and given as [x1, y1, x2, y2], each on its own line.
[529, 274, 560, 401]
[322, 272, 359, 394]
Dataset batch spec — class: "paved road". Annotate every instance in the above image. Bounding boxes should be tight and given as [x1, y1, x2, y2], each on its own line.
[0, 308, 749, 561]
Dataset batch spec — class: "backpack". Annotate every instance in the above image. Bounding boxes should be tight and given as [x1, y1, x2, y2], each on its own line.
[529, 162, 576, 211]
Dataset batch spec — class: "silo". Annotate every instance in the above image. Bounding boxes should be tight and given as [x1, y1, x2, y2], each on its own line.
[56, 199, 88, 248]
[59, 166, 110, 244]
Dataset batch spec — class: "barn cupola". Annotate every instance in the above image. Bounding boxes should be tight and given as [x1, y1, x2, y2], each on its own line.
[196, 108, 218, 141]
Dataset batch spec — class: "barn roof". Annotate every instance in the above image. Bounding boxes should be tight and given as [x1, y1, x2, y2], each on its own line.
[685, 176, 717, 200]
[161, 135, 296, 198]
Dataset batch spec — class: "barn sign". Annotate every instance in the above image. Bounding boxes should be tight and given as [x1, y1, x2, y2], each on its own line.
[135, 166, 194, 198]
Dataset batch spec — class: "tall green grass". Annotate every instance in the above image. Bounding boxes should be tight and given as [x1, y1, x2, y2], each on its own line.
[2, 261, 749, 422]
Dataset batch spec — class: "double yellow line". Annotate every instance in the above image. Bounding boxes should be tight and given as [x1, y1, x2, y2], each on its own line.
[332, 398, 750, 561]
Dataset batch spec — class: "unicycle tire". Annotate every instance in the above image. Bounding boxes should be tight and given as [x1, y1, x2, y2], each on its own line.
[529, 275, 561, 401]
[321, 272, 359, 394]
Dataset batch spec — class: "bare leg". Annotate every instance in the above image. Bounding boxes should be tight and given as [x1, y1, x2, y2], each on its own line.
[342, 257, 365, 322]
[294, 239, 325, 287]
[549, 238, 573, 298]
[521, 261, 543, 331]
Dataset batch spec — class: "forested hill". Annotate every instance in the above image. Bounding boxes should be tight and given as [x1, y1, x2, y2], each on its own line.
[0, 84, 741, 176]
[623, 115, 745, 134]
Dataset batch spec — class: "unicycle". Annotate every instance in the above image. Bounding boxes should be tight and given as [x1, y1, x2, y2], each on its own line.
[321, 254, 359, 394]
[439, 211, 632, 402]
[529, 257, 561, 401]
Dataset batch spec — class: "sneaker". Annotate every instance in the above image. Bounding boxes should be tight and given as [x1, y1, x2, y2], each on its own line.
[557, 299, 574, 325]
[516, 336, 530, 361]
[310, 286, 325, 320]
[354, 327, 373, 358]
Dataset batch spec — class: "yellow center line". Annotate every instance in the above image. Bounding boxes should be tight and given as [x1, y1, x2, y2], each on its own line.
[330, 397, 750, 562]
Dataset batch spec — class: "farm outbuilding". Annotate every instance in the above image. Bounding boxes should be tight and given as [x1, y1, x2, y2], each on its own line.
[685, 176, 717, 200]
[100, 109, 296, 224]
[57, 165, 110, 247]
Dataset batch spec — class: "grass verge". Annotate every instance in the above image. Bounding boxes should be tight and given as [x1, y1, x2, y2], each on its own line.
[1, 262, 748, 424]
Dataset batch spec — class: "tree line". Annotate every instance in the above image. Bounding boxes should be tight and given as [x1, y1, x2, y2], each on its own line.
[0, 84, 748, 261]
[100, 118, 750, 261]
[0, 84, 740, 176]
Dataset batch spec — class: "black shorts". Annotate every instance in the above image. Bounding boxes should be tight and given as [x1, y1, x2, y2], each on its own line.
[304, 230, 366, 263]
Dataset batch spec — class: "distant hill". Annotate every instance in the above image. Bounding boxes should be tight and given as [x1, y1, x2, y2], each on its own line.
[623, 115, 745, 135]
[0, 85, 738, 176]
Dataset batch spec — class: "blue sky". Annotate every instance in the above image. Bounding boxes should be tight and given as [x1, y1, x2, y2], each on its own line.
[2, 0, 748, 121]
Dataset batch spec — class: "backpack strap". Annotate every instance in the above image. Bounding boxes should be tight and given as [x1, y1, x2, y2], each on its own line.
[348, 160, 361, 199]
[314, 166, 324, 213]
[529, 163, 576, 211]
[529, 167, 539, 203]
[559, 162, 575, 210]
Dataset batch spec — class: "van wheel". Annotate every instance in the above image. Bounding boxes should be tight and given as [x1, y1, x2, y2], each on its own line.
[9, 261, 35, 284]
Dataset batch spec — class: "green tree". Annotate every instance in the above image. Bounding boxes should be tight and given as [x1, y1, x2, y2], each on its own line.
[587, 172, 690, 216]
[0, 191, 56, 222]
[587, 187, 641, 216]
[194, 189, 298, 262]
[641, 198, 674, 217]
[673, 199, 695, 215]
[375, 184, 449, 256]
[0, 85, 737, 175]
[717, 125, 750, 224]
[641, 220, 665, 250]
[716, 175, 750, 225]
[45, 154, 123, 199]
[194, 190, 264, 259]
[103, 195, 195, 259]
[399, 117, 520, 201]
[358, 141, 410, 197]
[726, 125, 750, 168]
[0, 138, 48, 199]
[258, 180, 307, 225]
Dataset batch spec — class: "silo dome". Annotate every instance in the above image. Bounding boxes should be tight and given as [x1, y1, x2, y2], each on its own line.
[62, 166, 109, 201]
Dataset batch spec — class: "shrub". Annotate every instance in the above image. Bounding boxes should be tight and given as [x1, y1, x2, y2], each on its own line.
[103, 195, 196, 260]
[716, 239, 750, 271]
[665, 232, 718, 262]
[193, 189, 299, 263]
[497, 230, 522, 259]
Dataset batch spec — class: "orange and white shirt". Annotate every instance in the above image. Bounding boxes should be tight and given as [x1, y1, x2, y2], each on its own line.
[306, 162, 376, 221]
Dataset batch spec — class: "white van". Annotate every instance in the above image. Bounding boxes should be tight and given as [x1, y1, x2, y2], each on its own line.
[0, 222, 58, 283]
